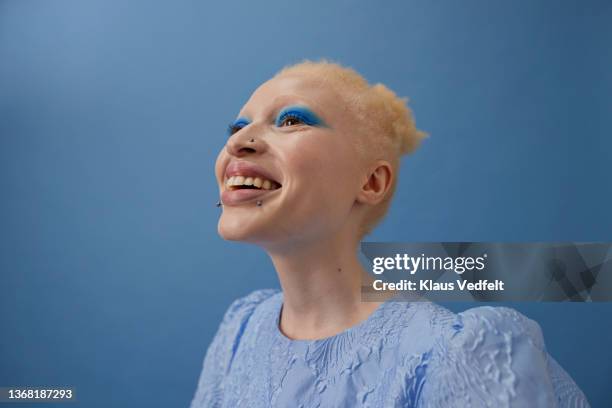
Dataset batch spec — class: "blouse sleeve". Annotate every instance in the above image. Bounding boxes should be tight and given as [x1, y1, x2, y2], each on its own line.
[189, 289, 279, 408]
[416, 306, 590, 408]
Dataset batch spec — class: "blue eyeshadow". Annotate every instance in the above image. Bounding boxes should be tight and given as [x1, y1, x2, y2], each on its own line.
[275, 105, 327, 127]
[233, 117, 251, 127]
[227, 116, 251, 136]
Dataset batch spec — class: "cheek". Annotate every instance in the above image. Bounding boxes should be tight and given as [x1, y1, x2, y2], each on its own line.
[283, 138, 358, 216]
[289, 135, 357, 186]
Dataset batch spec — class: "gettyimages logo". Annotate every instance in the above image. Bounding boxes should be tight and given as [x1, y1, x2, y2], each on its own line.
[371, 253, 488, 275]
[361, 242, 612, 302]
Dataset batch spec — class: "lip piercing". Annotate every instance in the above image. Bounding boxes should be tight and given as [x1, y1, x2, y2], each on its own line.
[216, 200, 260, 207]
[249, 138, 255, 142]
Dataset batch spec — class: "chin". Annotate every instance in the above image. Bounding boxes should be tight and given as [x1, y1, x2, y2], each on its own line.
[218, 217, 249, 241]
[217, 212, 271, 242]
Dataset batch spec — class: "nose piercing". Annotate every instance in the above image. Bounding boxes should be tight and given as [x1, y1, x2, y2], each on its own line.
[256, 200, 262, 206]
[216, 201, 222, 207]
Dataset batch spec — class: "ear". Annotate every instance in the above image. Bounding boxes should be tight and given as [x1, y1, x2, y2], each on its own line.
[356, 160, 393, 205]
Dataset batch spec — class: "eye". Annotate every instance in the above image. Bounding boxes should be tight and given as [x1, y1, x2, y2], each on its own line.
[275, 106, 327, 129]
[278, 114, 304, 127]
[227, 124, 243, 136]
[227, 119, 250, 136]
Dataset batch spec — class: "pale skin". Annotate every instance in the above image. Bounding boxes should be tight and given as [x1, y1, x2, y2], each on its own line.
[215, 72, 395, 340]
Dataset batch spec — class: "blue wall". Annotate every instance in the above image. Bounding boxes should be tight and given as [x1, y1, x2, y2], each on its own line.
[0, 0, 610, 406]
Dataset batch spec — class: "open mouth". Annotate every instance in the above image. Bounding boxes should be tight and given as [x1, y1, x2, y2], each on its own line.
[225, 175, 282, 191]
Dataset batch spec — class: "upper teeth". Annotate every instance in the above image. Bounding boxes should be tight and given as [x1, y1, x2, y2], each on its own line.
[226, 175, 278, 190]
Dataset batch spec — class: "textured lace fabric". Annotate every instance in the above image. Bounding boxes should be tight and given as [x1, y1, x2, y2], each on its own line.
[190, 289, 590, 408]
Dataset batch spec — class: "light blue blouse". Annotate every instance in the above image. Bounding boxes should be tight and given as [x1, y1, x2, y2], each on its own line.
[190, 289, 590, 407]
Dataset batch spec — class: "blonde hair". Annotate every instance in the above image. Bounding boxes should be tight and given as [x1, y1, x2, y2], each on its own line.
[274, 59, 428, 237]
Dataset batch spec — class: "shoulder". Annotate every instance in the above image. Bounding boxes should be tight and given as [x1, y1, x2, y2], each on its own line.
[219, 288, 281, 329]
[417, 305, 558, 407]
[392, 303, 545, 354]
[451, 305, 546, 350]
[204, 288, 281, 358]
[213, 288, 281, 357]
[190, 289, 281, 408]
[455, 307, 591, 407]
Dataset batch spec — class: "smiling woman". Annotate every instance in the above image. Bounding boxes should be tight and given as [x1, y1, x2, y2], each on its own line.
[190, 60, 590, 407]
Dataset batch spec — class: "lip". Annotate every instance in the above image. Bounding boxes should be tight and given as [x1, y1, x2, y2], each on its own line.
[221, 187, 280, 206]
[224, 160, 281, 184]
[221, 160, 282, 206]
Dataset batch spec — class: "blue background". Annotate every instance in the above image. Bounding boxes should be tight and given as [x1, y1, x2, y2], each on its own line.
[1, 0, 610, 406]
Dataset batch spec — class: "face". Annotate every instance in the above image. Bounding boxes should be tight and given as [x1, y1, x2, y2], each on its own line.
[215, 73, 366, 249]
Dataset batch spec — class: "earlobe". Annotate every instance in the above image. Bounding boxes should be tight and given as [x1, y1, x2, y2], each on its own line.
[357, 161, 393, 205]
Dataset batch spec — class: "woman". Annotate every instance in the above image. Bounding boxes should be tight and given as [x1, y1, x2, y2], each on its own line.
[190, 60, 590, 407]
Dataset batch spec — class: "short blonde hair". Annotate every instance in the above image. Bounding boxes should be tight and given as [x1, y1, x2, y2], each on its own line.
[274, 59, 427, 237]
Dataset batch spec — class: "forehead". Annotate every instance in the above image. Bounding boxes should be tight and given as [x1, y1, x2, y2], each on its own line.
[239, 74, 350, 122]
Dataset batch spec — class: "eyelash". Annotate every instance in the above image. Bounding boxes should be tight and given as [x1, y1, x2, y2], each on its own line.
[226, 111, 309, 136]
[227, 121, 249, 136]
[277, 113, 305, 127]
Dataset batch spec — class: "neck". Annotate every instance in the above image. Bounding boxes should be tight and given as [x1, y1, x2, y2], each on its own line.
[264, 227, 381, 340]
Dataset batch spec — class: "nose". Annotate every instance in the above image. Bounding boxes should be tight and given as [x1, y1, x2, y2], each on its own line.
[225, 126, 266, 157]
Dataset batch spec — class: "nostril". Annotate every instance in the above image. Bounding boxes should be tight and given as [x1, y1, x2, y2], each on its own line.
[238, 147, 256, 154]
